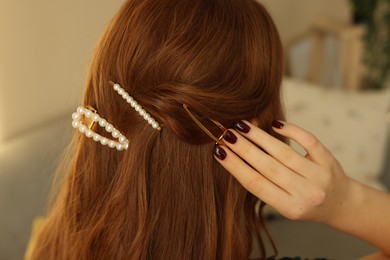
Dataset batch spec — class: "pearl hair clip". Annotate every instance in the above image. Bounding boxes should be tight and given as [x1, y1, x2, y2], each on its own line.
[71, 81, 161, 151]
[72, 106, 129, 151]
[109, 81, 161, 131]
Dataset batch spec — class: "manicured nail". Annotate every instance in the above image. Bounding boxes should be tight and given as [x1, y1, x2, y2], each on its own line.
[223, 130, 237, 144]
[234, 121, 251, 133]
[214, 145, 227, 160]
[272, 120, 284, 129]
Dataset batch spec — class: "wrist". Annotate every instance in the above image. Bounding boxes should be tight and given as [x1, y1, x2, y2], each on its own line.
[325, 176, 364, 231]
[324, 178, 390, 254]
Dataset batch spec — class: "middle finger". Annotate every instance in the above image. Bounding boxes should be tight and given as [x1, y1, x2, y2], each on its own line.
[222, 129, 305, 193]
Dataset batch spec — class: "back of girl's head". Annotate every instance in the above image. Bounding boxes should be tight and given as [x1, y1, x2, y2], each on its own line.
[31, 0, 284, 259]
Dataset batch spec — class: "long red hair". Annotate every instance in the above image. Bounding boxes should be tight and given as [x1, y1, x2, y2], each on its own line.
[31, 0, 284, 259]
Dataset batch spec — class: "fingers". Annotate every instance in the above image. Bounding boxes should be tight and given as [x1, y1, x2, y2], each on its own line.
[236, 120, 334, 168]
[270, 120, 335, 166]
[234, 121, 316, 176]
[220, 129, 305, 192]
[214, 120, 342, 221]
[213, 145, 291, 209]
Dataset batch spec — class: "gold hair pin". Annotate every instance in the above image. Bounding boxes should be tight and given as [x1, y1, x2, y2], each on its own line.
[183, 104, 227, 144]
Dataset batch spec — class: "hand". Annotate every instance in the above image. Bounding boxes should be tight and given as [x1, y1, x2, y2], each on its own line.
[214, 120, 353, 223]
[214, 120, 390, 255]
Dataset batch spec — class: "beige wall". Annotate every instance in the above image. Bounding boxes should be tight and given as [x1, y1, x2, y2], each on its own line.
[0, 0, 123, 143]
[0, 0, 351, 144]
[259, 0, 351, 44]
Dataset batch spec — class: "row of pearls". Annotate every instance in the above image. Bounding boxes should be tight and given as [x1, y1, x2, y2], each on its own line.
[112, 83, 161, 131]
[72, 106, 129, 151]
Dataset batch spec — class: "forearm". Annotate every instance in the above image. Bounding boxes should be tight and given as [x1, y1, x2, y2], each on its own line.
[327, 178, 390, 256]
[360, 252, 390, 260]
[216, 121, 390, 255]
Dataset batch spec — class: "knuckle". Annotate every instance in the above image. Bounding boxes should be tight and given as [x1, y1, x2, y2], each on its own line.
[305, 132, 320, 150]
[265, 159, 279, 176]
[324, 168, 335, 182]
[285, 189, 326, 220]
[240, 141, 254, 157]
[331, 157, 343, 170]
[309, 189, 326, 207]
[278, 145, 295, 161]
[244, 177, 263, 195]
[286, 204, 306, 220]
[321, 151, 338, 169]
[317, 165, 336, 186]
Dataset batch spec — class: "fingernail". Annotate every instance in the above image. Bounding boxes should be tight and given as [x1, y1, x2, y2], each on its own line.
[223, 130, 237, 144]
[214, 145, 227, 160]
[272, 120, 284, 129]
[234, 121, 251, 133]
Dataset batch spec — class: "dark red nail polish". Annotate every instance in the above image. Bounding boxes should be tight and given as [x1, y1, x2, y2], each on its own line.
[214, 145, 227, 160]
[223, 130, 237, 144]
[234, 121, 251, 133]
[272, 120, 284, 129]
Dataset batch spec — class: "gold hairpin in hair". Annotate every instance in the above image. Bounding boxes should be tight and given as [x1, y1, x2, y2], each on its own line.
[183, 104, 227, 144]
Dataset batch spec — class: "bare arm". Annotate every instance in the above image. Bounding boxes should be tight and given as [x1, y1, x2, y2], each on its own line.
[360, 252, 390, 260]
[333, 179, 390, 257]
[214, 120, 390, 256]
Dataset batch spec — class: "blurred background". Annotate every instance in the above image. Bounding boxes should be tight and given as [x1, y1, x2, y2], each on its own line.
[0, 0, 389, 259]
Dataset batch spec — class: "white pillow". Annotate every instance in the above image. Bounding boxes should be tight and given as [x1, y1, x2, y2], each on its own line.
[283, 79, 390, 190]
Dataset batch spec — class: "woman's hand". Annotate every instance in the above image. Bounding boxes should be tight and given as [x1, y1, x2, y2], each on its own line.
[214, 120, 390, 256]
[213, 120, 354, 223]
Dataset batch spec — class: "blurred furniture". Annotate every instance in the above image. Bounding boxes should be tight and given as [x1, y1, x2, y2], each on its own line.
[284, 78, 390, 190]
[286, 19, 365, 91]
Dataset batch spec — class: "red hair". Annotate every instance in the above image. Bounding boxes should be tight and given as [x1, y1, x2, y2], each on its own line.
[31, 0, 284, 259]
